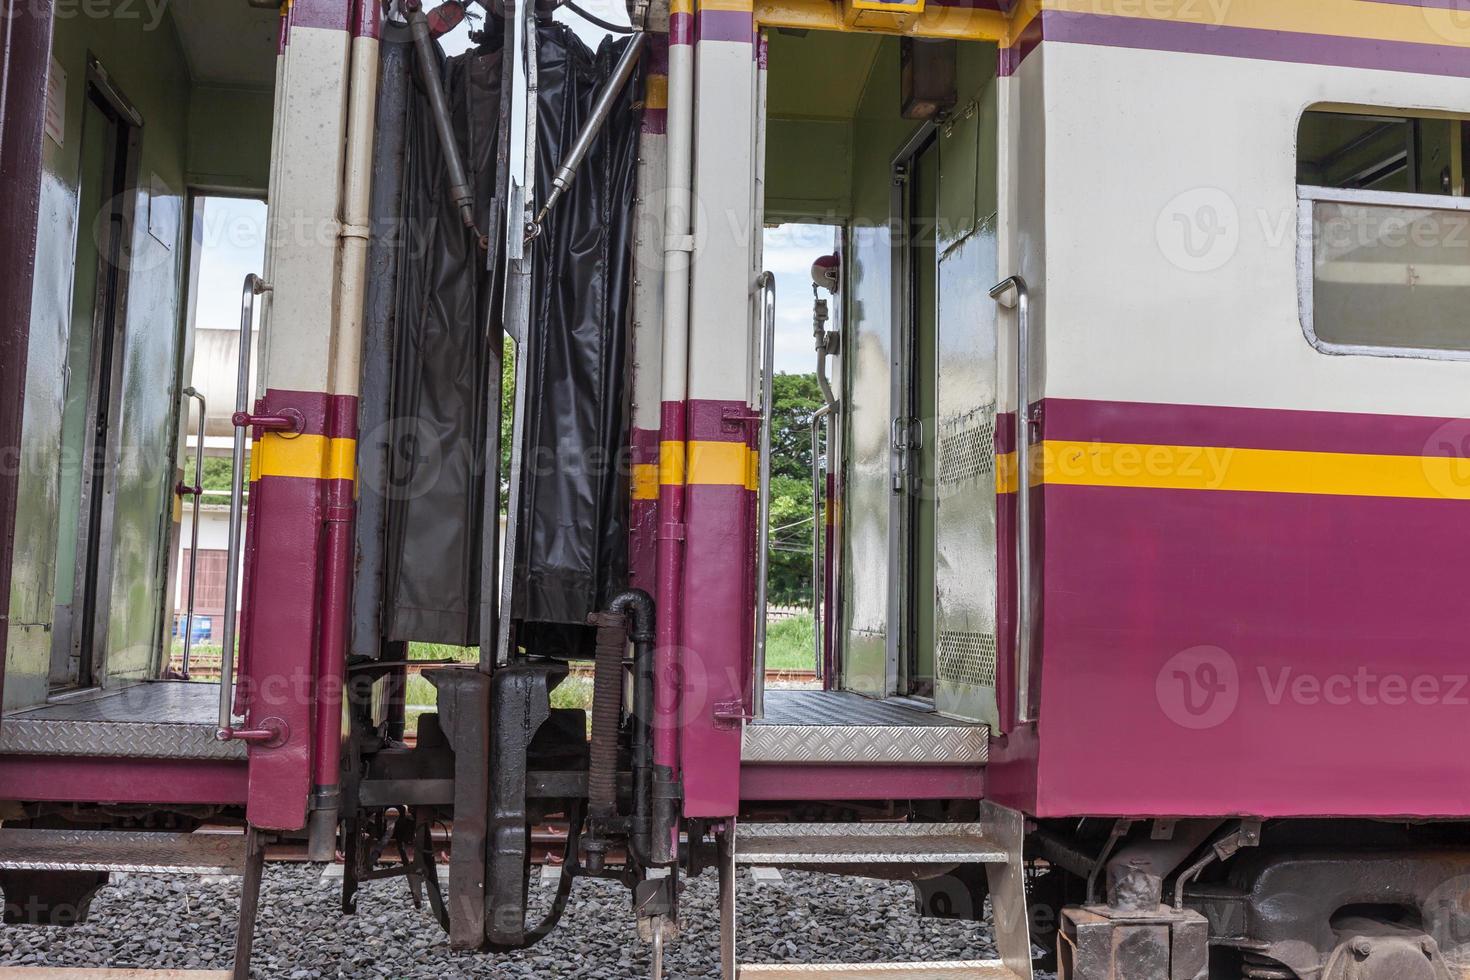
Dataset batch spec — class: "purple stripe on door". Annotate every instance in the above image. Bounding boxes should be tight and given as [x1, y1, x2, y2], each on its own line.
[1355, 0, 1470, 9]
[696, 8, 754, 43]
[1043, 11, 1470, 77]
[1041, 398, 1470, 459]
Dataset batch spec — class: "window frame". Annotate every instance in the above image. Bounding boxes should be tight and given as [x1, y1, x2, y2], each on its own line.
[1297, 182, 1470, 362]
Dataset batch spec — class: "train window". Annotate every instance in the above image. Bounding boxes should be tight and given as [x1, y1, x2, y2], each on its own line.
[1298, 109, 1470, 357]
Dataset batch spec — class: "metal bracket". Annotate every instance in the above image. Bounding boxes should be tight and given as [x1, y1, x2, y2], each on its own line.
[233, 407, 305, 435]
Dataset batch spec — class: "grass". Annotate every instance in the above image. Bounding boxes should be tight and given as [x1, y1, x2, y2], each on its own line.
[765, 614, 817, 672]
[175, 620, 815, 734]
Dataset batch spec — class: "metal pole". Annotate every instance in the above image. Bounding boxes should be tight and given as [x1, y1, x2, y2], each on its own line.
[219, 274, 269, 732]
[407, 1, 482, 242]
[989, 275, 1031, 722]
[809, 402, 831, 682]
[528, 31, 646, 234]
[752, 272, 775, 718]
[180, 387, 206, 677]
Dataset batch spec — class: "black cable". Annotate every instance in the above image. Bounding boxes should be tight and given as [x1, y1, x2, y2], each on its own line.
[562, 0, 636, 33]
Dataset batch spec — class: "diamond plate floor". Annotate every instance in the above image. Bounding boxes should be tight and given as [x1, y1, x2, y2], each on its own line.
[0, 682, 244, 761]
[743, 691, 987, 765]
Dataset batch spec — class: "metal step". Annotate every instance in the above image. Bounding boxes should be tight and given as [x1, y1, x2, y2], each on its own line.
[735, 823, 1008, 866]
[0, 829, 247, 875]
[738, 963, 1022, 979]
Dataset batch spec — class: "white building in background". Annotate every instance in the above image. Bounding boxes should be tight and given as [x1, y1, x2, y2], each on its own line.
[171, 321, 255, 646]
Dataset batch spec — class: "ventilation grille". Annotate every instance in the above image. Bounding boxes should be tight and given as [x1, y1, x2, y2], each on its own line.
[938, 414, 995, 487]
[937, 630, 997, 690]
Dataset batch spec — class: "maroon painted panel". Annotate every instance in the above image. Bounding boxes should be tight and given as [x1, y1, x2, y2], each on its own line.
[0, 757, 249, 806]
[236, 389, 338, 831]
[1004, 399, 1470, 818]
[0, 0, 55, 723]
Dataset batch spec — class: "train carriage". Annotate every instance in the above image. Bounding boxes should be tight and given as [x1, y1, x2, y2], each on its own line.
[4, 0, 1470, 977]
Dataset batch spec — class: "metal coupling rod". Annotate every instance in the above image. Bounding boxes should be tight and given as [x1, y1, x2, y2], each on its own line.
[526, 30, 646, 239]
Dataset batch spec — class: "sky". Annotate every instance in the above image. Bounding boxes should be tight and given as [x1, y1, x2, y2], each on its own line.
[192, 197, 268, 334]
[191, 12, 834, 382]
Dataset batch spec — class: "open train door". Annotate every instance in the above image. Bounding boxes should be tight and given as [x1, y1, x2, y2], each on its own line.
[0, 0, 56, 722]
[930, 74, 1003, 728]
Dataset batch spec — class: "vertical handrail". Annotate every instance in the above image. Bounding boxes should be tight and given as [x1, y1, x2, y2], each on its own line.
[752, 272, 776, 718]
[989, 275, 1032, 722]
[179, 386, 207, 677]
[809, 403, 831, 682]
[218, 274, 268, 733]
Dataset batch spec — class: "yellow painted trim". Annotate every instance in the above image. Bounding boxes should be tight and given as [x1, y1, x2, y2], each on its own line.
[249, 438, 262, 484]
[685, 440, 755, 488]
[327, 437, 356, 482]
[659, 440, 687, 488]
[996, 450, 1018, 495]
[652, 440, 761, 488]
[1048, 0, 1470, 50]
[633, 463, 660, 501]
[255, 434, 357, 483]
[754, 0, 1008, 41]
[701, 0, 755, 11]
[1004, 441, 1470, 501]
[671, 0, 694, 14]
[754, 0, 1465, 50]
[644, 74, 669, 111]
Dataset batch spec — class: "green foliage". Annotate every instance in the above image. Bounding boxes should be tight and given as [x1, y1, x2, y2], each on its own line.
[765, 373, 826, 606]
[181, 454, 246, 493]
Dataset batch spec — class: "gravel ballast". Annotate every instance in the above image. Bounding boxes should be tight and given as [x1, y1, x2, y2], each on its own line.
[0, 863, 1043, 978]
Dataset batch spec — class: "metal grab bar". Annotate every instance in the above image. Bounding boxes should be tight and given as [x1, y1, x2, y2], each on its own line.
[752, 272, 776, 718]
[988, 275, 1032, 723]
[178, 387, 206, 678]
[809, 290, 838, 684]
[809, 402, 831, 682]
[217, 273, 270, 736]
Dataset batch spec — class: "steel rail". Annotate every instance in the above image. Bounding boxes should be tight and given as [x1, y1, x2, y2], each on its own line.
[988, 275, 1032, 723]
[178, 387, 207, 677]
[217, 274, 269, 735]
[752, 272, 777, 719]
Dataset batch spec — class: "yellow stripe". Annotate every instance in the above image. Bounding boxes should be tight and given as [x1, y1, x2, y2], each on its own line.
[700, 0, 754, 11]
[685, 440, 755, 488]
[644, 74, 668, 111]
[255, 434, 357, 483]
[996, 451, 1019, 494]
[652, 440, 762, 488]
[633, 463, 660, 501]
[1047, 0, 1470, 50]
[755, 0, 1007, 40]
[1035, 441, 1470, 501]
[671, 0, 694, 13]
[659, 440, 687, 488]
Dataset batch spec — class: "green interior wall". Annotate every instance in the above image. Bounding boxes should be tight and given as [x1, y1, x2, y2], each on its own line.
[759, 33, 999, 696]
[188, 85, 274, 192]
[5, 6, 272, 708]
